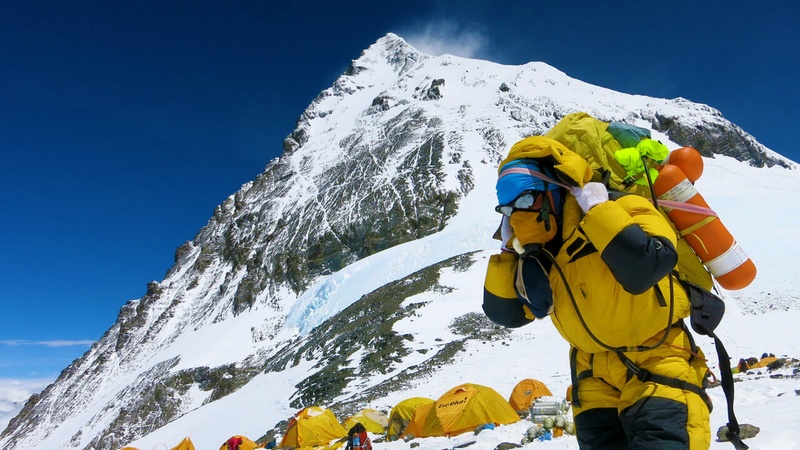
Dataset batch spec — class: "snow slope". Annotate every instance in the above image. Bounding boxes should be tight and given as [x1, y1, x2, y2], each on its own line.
[125, 153, 800, 449]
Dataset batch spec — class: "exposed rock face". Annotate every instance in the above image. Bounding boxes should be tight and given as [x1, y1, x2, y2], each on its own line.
[648, 100, 789, 168]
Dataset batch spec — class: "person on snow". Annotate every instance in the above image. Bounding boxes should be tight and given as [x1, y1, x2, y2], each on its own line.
[484, 136, 713, 449]
[737, 358, 750, 373]
[345, 422, 372, 450]
[220, 435, 260, 450]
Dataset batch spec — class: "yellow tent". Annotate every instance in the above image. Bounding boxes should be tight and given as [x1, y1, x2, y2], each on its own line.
[170, 437, 196, 450]
[279, 406, 347, 449]
[508, 378, 553, 414]
[342, 408, 389, 434]
[385, 397, 434, 441]
[219, 435, 262, 450]
[402, 383, 520, 438]
[750, 356, 778, 369]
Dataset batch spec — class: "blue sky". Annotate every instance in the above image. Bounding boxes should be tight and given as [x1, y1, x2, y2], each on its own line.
[1, 1, 797, 382]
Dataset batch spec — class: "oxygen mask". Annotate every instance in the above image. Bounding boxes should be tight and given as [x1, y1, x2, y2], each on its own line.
[496, 190, 558, 256]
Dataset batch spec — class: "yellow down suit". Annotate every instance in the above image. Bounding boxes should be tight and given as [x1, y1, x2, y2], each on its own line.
[550, 193, 711, 449]
[483, 128, 713, 449]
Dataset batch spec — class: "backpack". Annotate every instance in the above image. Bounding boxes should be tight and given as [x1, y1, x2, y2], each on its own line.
[347, 423, 372, 450]
[221, 435, 259, 450]
[545, 111, 714, 291]
[224, 437, 243, 450]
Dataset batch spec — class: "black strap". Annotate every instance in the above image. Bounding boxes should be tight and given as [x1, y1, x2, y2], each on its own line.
[654, 284, 667, 307]
[679, 320, 698, 363]
[569, 349, 597, 410]
[641, 154, 660, 210]
[569, 347, 581, 408]
[568, 242, 597, 263]
[709, 331, 749, 450]
[538, 181, 552, 231]
[618, 351, 713, 412]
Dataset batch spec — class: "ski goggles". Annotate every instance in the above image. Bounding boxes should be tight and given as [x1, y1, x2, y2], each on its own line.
[495, 190, 547, 217]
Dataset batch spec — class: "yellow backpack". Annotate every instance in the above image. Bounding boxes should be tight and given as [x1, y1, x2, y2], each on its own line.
[545, 112, 713, 291]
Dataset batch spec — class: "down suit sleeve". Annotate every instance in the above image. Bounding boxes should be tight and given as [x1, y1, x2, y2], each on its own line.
[579, 194, 678, 294]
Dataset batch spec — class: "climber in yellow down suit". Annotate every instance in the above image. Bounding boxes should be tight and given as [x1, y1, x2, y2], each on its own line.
[483, 134, 712, 449]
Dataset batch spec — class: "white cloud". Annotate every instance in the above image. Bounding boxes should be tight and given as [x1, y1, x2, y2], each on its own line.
[0, 378, 53, 431]
[400, 21, 488, 58]
[0, 340, 94, 348]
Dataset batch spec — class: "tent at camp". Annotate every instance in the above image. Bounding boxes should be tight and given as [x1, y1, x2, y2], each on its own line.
[170, 437, 196, 450]
[400, 401, 435, 439]
[279, 406, 347, 449]
[219, 435, 261, 450]
[508, 378, 553, 414]
[402, 383, 520, 438]
[342, 408, 390, 434]
[386, 397, 434, 441]
[750, 355, 779, 369]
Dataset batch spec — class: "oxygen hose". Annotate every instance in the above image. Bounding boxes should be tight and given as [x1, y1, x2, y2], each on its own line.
[642, 154, 660, 210]
[539, 248, 675, 354]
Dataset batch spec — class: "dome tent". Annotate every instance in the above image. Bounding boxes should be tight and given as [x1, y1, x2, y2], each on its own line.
[170, 437, 196, 450]
[508, 378, 553, 414]
[385, 397, 434, 441]
[342, 408, 389, 434]
[402, 383, 519, 439]
[279, 406, 347, 449]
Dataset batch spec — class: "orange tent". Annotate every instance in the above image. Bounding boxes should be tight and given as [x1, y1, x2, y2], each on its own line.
[401, 401, 435, 439]
[402, 383, 519, 438]
[508, 378, 553, 413]
[386, 397, 434, 441]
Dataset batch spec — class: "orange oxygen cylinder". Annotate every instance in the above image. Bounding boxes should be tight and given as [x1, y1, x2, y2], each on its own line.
[663, 147, 704, 183]
[654, 164, 756, 290]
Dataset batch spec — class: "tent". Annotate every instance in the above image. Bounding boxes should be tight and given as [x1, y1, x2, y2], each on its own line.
[279, 406, 347, 449]
[750, 355, 778, 369]
[170, 437, 196, 450]
[402, 383, 520, 438]
[342, 408, 389, 434]
[219, 435, 262, 450]
[400, 401, 435, 439]
[508, 378, 553, 414]
[385, 397, 434, 441]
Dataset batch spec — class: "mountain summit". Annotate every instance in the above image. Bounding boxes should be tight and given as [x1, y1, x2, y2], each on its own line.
[1, 33, 795, 450]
